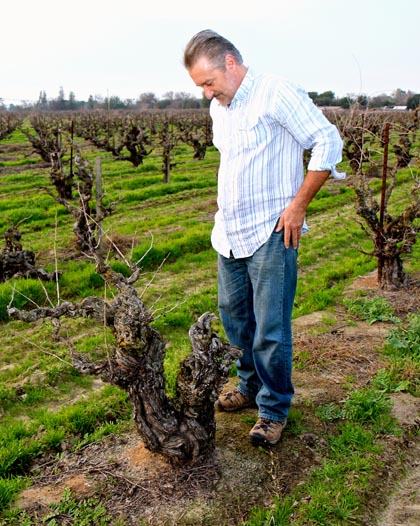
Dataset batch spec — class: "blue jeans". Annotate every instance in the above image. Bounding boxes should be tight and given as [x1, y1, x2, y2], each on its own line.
[218, 230, 298, 422]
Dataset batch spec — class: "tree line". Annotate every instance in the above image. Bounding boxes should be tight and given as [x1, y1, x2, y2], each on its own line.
[0, 87, 210, 112]
[309, 88, 420, 109]
[1, 86, 420, 112]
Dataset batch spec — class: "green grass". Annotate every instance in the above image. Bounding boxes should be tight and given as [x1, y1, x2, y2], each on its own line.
[0, 487, 125, 526]
[246, 387, 397, 526]
[343, 296, 399, 324]
[0, 120, 419, 524]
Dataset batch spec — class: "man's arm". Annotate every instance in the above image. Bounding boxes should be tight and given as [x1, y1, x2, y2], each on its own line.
[275, 169, 331, 249]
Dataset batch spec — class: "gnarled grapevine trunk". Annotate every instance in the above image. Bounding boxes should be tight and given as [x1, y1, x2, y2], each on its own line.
[1, 223, 59, 282]
[353, 167, 420, 291]
[380, 256, 410, 290]
[8, 262, 241, 464]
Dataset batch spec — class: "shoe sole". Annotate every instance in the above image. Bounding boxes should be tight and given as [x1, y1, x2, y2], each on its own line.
[249, 433, 280, 447]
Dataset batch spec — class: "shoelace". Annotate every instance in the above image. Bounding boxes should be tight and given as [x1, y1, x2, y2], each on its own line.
[255, 419, 274, 431]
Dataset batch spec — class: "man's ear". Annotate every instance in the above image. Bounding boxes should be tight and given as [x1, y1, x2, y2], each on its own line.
[224, 54, 237, 69]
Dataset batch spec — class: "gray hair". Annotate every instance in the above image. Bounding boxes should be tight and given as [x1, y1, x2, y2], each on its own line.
[183, 29, 243, 70]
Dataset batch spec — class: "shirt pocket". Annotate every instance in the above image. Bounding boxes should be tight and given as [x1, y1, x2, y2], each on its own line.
[237, 114, 259, 151]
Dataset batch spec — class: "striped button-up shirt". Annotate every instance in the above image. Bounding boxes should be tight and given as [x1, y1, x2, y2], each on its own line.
[210, 69, 344, 258]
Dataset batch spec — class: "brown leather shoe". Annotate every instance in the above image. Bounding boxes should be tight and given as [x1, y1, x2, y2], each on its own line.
[215, 388, 255, 412]
[249, 417, 287, 446]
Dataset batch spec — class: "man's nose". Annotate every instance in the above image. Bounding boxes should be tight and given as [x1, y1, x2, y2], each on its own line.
[203, 87, 214, 100]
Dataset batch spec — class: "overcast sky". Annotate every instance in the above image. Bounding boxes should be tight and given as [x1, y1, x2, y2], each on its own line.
[1, 0, 419, 104]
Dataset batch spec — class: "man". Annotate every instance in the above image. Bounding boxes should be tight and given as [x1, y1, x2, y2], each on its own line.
[183, 30, 344, 446]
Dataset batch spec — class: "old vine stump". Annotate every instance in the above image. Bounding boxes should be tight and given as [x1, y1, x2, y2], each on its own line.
[8, 262, 241, 464]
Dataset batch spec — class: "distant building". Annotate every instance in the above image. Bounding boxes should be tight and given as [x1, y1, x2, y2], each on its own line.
[380, 105, 408, 111]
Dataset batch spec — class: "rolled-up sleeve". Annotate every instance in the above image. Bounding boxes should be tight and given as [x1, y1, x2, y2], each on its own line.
[279, 82, 345, 180]
[307, 122, 345, 180]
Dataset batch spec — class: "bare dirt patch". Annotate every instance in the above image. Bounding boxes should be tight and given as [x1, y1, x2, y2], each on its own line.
[15, 273, 420, 525]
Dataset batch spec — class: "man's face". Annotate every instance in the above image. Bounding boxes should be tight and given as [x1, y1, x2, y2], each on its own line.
[189, 55, 240, 107]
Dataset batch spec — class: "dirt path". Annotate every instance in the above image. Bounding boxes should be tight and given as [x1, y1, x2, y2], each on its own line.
[371, 391, 420, 526]
[375, 437, 420, 526]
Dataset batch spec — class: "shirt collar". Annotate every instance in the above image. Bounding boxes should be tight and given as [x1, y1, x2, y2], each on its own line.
[227, 67, 254, 109]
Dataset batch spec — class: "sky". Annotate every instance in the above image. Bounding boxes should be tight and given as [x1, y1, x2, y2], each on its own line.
[1, 0, 419, 105]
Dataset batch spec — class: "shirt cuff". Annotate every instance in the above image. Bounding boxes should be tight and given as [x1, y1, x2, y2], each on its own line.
[330, 166, 346, 180]
[307, 161, 346, 180]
